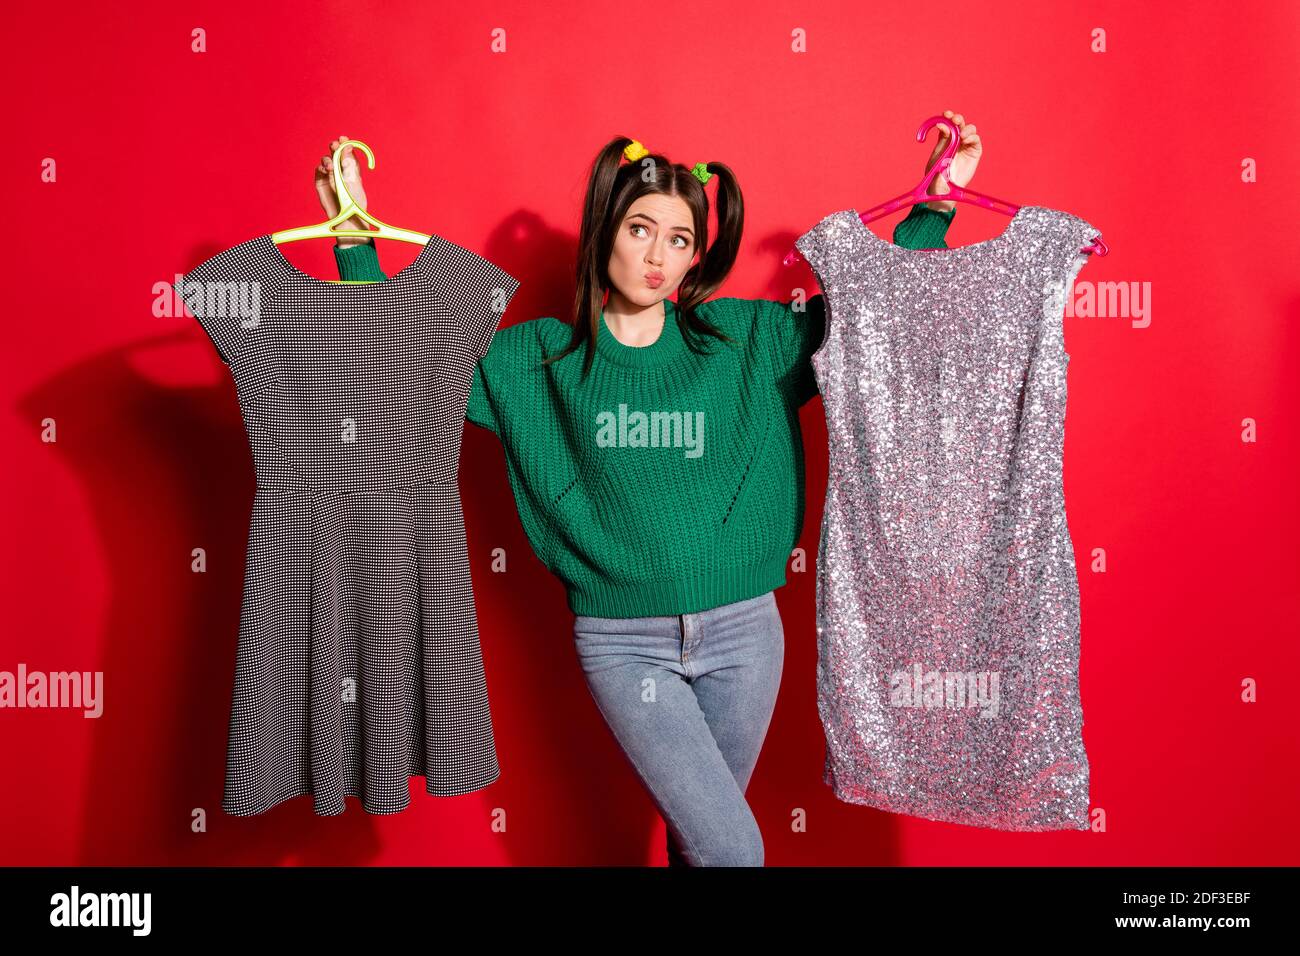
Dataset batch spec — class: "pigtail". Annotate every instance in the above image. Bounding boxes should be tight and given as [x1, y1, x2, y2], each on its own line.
[676, 160, 742, 318]
[559, 137, 640, 375]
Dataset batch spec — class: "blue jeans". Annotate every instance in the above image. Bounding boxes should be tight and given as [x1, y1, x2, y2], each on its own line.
[572, 590, 785, 866]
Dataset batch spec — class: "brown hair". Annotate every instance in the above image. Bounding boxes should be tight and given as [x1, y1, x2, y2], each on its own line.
[543, 136, 743, 373]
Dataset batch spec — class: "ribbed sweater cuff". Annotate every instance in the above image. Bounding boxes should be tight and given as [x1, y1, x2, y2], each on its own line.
[893, 203, 956, 249]
[564, 553, 792, 618]
[333, 238, 383, 281]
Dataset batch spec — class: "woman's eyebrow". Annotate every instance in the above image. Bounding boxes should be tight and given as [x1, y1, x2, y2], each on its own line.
[627, 212, 694, 236]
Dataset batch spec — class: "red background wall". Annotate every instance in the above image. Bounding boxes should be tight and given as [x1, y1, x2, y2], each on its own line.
[4, 1, 1297, 865]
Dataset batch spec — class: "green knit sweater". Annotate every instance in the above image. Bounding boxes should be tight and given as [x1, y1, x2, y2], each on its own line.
[334, 204, 955, 616]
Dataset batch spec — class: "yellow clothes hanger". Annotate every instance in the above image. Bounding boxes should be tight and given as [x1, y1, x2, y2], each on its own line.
[270, 139, 429, 284]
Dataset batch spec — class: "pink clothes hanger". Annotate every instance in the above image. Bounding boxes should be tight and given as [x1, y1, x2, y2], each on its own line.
[782, 114, 1108, 267]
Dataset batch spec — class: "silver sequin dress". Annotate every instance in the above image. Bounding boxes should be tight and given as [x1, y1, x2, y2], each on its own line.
[794, 204, 1096, 831]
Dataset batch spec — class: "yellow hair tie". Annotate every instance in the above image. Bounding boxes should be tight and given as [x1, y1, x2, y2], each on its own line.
[623, 140, 649, 162]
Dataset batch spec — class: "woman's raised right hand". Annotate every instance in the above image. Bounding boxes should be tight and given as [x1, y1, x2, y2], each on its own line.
[313, 135, 372, 248]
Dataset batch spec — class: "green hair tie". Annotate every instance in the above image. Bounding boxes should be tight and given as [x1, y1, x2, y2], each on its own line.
[690, 162, 712, 185]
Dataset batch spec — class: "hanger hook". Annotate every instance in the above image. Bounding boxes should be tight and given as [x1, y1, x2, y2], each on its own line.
[914, 114, 961, 193]
[332, 139, 376, 213]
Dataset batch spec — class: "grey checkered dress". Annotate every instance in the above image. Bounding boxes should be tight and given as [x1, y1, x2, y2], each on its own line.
[174, 233, 520, 815]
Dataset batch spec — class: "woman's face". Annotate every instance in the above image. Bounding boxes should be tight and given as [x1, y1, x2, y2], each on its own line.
[607, 193, 697, 307]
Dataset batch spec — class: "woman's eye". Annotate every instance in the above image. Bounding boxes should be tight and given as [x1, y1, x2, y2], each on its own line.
[627, 223, 688, 250]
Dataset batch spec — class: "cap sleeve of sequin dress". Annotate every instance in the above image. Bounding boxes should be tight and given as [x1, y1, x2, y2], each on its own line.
[416, 234, 522, 359]
[1066, 212, 1101, 271]
[789, 209, 862, 389]
[1042, 209, 1101, 363]
[794, 208, 859, 282]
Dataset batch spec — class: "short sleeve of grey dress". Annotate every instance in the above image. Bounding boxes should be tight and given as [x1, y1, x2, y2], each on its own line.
[173, 233, 520, 815]
[794, 205, 1096, 831]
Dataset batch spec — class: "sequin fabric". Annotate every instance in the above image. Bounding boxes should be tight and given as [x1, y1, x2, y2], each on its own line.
[794, 205, 1097, 831]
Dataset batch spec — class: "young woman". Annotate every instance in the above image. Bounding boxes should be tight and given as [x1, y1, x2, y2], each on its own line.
[311, 115, 980, 865]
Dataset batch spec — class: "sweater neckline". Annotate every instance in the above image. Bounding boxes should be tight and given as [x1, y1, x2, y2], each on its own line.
[595, 298, 688, 369]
